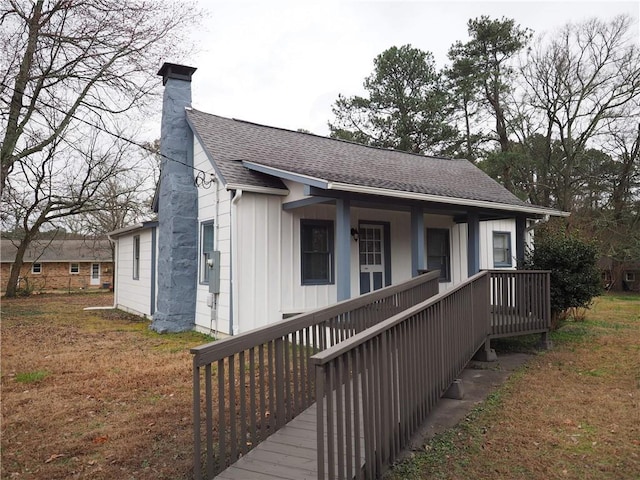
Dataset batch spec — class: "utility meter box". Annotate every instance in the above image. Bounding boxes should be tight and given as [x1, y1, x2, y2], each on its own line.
[207, 250, 221, 294]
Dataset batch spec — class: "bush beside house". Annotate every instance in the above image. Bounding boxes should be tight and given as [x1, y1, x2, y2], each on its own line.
[525, 227, 602, 328]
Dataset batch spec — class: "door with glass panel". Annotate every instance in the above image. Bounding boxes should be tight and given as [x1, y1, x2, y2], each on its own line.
[90, 263, 100, 285]
[359, 224, 385, 294]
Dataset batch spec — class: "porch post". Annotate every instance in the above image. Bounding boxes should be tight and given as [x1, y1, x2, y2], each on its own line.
[336, 198, 351, 301]
[515, 215, 526, 267]
[411, 206, 425, 277]
[467, 211, 480, 276]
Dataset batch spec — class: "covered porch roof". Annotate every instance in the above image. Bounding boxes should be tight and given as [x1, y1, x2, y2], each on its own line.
[186, 108, 567, 221]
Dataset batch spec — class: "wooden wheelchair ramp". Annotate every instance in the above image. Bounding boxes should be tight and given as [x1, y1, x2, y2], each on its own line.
[193, 270, 550, 480]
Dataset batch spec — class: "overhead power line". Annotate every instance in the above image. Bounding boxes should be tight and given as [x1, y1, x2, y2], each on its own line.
[0, 80, 216, 181]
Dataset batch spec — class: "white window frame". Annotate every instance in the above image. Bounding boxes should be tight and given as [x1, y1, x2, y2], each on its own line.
[31, 263, 42, 274]
[624, 271, 636, 282]
[70, 263, 80, 274]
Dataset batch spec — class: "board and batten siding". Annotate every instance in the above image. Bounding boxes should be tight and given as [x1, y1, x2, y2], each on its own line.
[479, 219, 517, 270]
[234, 192, 283, 333]
[193, 137, 232, 335]
[114, 229, 155, 318]
[280, 204, 338, 316]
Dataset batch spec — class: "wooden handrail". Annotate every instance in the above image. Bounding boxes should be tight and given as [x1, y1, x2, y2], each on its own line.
[191, 270, 441, 479]
[311, 271, 491, 480]
[191, 270, 440, 366]
[310, 271, 488, 366]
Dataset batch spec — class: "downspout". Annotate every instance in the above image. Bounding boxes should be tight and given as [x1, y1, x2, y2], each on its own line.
[150, 227, 157, 315]
[525, 214, 551, 253]
[211, 176, 219, 335]
[230, 189, 243, 335]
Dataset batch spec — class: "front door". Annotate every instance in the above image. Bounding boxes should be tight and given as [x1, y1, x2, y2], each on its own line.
[359, 224, 385, 294]
[90, 263, 100, 286]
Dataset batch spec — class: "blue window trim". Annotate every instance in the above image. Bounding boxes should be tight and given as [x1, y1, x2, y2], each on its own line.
[493, 231, 512, 268]
[426, 228, 451, 282]
[132, 235, 140, 280]
[200, 221, 215, 285]
[300, 219, 335, 286]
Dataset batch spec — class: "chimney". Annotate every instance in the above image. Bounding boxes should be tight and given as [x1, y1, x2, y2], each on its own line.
[151, 62, 198, 333]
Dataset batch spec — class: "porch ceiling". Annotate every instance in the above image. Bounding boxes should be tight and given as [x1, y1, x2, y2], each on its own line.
[289, 185, 552, 221]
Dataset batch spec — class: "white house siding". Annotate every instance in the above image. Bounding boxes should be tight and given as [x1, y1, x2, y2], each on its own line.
[234, 192, 283, 333]
[220, 178, 520, 332]
[193, 137, 232, 335]
[114, 229, 155, 318]
[280, 207, 464, 314]
[280, 204, 338, 316]
[479, 219, 517, 270]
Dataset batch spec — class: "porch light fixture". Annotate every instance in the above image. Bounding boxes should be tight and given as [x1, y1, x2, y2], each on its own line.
[350, 228, 359, 242]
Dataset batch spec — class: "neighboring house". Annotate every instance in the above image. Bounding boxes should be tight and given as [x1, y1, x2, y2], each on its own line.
[0, 238, 113, 292]
[111, 63, 567, 335]
[599, 257, 640, 292]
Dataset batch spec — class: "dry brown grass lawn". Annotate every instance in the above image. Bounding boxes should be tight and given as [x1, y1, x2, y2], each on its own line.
[3, 292, 639, 480]
[387, 293, 640, 480]
[1, 293, 213, 480]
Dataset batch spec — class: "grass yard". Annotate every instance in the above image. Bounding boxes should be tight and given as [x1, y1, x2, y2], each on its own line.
[1, 293, 212, 480]
[387, 293, 640, 480]
[2, 292, 638, 480]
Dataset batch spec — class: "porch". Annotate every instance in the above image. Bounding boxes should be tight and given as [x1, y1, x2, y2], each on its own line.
[191, 269, 550, 479]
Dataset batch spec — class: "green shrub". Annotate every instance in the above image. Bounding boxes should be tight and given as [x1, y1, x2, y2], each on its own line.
[525, 228, 601, 329]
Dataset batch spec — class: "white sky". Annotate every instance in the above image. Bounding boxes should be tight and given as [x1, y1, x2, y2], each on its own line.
[164, 0, 639, 137]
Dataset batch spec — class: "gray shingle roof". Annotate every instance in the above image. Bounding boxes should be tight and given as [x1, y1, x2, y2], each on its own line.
[1, 239, 113, 263]
[186, 108, 529, 208]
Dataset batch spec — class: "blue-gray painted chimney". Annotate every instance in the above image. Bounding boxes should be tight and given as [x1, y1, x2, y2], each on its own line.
[151, 62, 198, 333]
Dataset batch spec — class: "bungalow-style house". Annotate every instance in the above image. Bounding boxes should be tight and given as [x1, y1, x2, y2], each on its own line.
[110, 63, 567, 335]
[1, 237, 113, 293]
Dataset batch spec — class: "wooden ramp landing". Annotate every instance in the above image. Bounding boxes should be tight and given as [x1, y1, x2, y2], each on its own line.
[214, 401, 365, 480]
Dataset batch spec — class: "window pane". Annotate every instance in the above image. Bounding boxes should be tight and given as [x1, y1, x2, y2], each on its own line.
[426, 229, 450, 281]
[133, 236, 140, 279]
[202, 224, 214, 253]
[301, 221, 333, 284]
[303, 252, 329, 281]
[493, 232, 511, 267]
[201, 223, 214, 283]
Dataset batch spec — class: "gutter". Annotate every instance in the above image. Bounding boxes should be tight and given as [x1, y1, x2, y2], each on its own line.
[230, 189, 243, 335]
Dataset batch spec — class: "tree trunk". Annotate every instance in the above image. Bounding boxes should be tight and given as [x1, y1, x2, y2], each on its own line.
[0, 0, 43, 195]
[5, 238, 32, 298]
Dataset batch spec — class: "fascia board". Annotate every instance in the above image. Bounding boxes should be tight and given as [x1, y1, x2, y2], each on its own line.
[326, 182, 570, 217]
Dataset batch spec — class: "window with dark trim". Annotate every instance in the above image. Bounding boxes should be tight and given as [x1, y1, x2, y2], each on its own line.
[32, 263, 42, 274]
[200, 222, 214, 284]
[493, 231, 512, 268]
[133, 235, 140, 280]
[426, 228, 451, 282]
[70, 263, 79, 274]
[301, 220, 334, 285]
